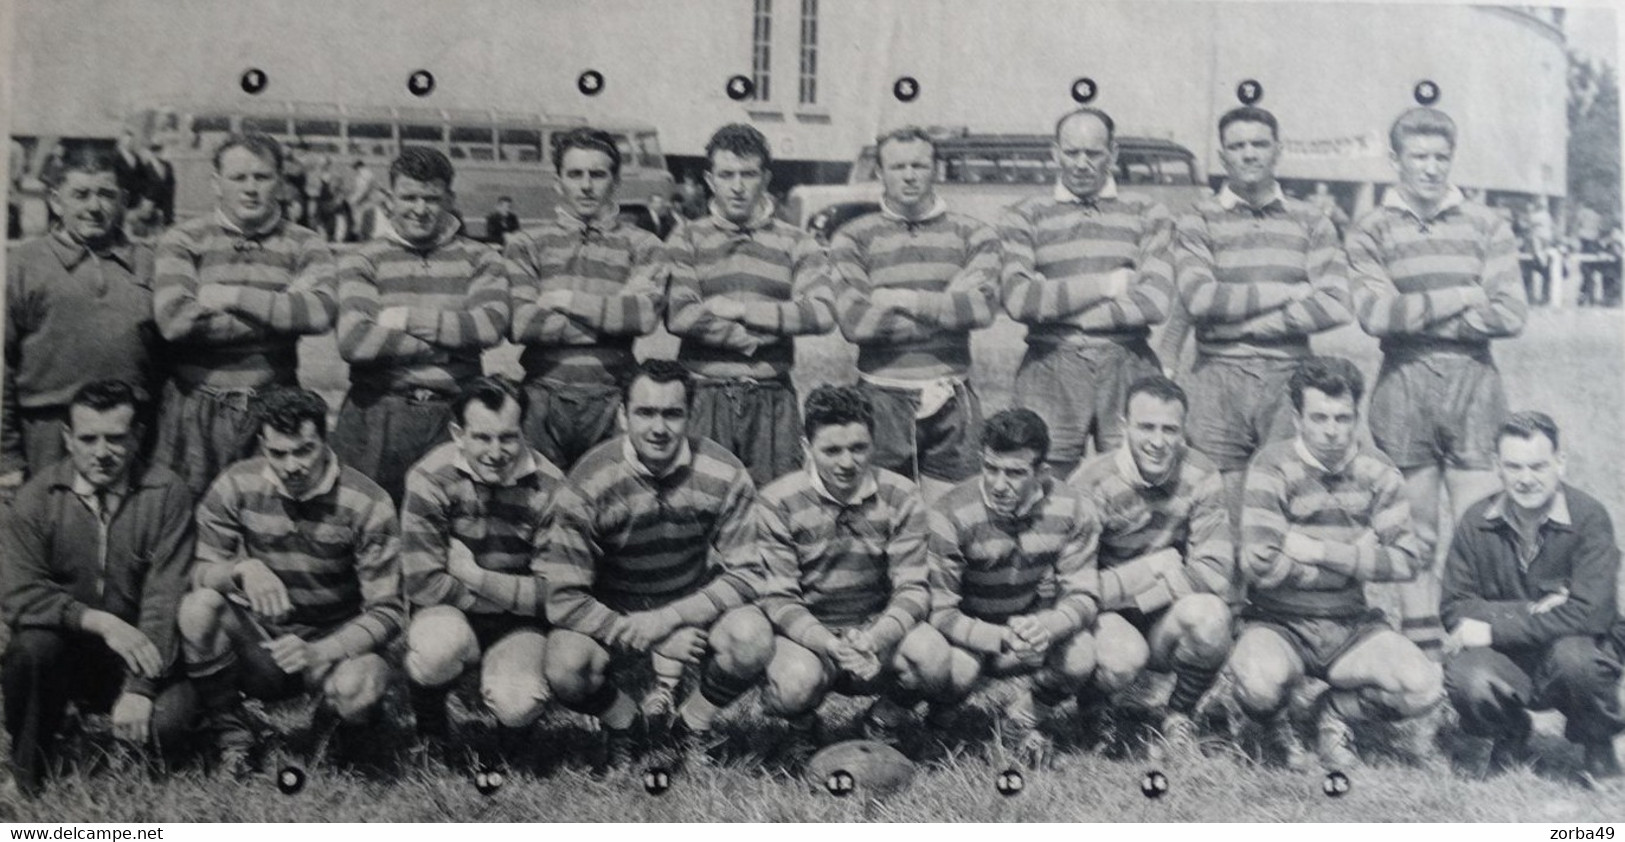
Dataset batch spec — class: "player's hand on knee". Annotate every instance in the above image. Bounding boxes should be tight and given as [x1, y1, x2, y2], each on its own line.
[655, 626, 708, 664]
[234, 558, 292, 621]
[111, 692, 153, 744]
[1009, 615, 1053, 653]
[622, 609, 683, 652]
[84, 611, 163, 678]
[262, 634, 316, 674]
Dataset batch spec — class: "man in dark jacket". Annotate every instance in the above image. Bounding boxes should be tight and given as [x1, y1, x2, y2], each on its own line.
[0, 380, 197, 798]
[1441, 410, 1625, 783]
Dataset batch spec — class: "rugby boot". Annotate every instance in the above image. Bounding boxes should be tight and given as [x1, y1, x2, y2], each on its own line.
[594, 726, 637, 777]
[781, 714, 823, 773]
[861, 695, 915, 744]
[409, 685, 451, 742]
[1314, 697, 1360, 770]
[1265, 712, 1312, 771]
[201, 705, 262, 779]
[640, 682, 679, 736]
[1076, 702, 1123, 754]
[1156, 710, 1200, 757]
[668, 715, 729, 769]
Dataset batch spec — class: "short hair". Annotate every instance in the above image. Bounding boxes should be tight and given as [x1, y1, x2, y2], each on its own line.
[1498, 411, 1560, 451]
[1389, 107, 1457, 153]
[256, 387, 329, 440]
[496, 195, 513, 204]
[212, 133, 284, 172]
[552, 128, 621, 179]
[1218, 106, 1279, 141]
[1125, 375, 1189, 415]
[622, 358, 693, 405]
[1054, 107, 1116, 145]
[389, 146, 455, 189]
[875, 126, 936, 165]
[802, 385, 875, 439]
[706, 123, 772, 169]
[452, 375, 528, 427]
[1288, 356, 1365, 412]
[982, 408, 1050, 467]
[55, 147, 119, 182]
[68, 379, 139, 419]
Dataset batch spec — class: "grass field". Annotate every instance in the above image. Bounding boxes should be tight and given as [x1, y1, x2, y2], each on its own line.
[3, 308, 1622, 822]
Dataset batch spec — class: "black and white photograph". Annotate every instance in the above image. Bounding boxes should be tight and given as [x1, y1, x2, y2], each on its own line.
[0, 0, 1621, 825]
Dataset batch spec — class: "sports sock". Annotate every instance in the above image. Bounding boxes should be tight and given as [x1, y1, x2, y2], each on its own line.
[1168, 660, 1222, 715]
[651, 652, 684, 690]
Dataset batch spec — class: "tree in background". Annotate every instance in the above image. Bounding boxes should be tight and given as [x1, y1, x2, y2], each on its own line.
[1567, 51, 1620, 222]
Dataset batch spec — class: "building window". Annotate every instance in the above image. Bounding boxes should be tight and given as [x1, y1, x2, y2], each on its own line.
[752, 0, 772, 102]
[798, 0, 818, 105]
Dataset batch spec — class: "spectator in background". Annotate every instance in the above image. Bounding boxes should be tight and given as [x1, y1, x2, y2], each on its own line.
[1574, 204, 1605, 306]
[485, 195, 521, 247]
[347, 159, 381, 242]
[305, 156, 338, 242]
[143, 143, 176, 230]
[281, 151, 308, 228]
[647, 193, 681, 241]
[1310, 182, 1350, 239]
[677, 172, 707, 220]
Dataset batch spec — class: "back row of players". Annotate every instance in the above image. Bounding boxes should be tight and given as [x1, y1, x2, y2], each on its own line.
[2, 102, 1620, 797]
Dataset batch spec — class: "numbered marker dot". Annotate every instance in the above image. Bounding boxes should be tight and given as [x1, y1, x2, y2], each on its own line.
[1413, 80, 1440, 106]
[1140, 770, 1169, 799]
[1070, 77, 1099, 104]
[825, 769, 855, 797]
[578, 70, 605, 96]
[892, 76, 920, 102]
[726, 75, 755, 101]
[1237, 79, 1264, 105]
[473, 768, 505, 796]
[240, 68, 268, 95]
[1322, 771, 1350, 797]
[275, 765, 305, 795]
[642, 767, 672, 795]
[408, 70, 436, 97]
[995, 767, 1025, 796]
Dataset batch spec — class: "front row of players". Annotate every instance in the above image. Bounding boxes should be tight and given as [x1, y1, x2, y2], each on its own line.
[3, 356, 1621, 797]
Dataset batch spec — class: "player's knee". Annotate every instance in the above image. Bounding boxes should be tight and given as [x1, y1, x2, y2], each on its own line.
[404, 608, 477, 688]
[1174, 595, 1234, 660]
[895, 625, 952, 694]
[1228, 645, 1293, 716]
[325, 656, 390, 720]
[1053, 630, 1098, 682]
[483, 670, 549, 729]
[1093, 621, 1149, 691]
[1547, 636, 1605, 685]
[709, 607, 774, 674]
[149, 684, 200, 752]
[763, 654, 826, 717]
[543, 633, 604, 702]
[1387, 655, 1444, 717]
[176, 589, 227, 644]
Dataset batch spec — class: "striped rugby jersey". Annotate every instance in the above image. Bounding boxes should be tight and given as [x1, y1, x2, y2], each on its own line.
[541, 435, 760, 641]
[400, 441, 564, 617]
[1346, 187, 1528, 356]
[335, 217, 511, 394]
[504, 206, 668, 385]
[1240, 438, 1422, 618]
[927, 476, 1101, 654]
[666, 202, 836, 380]
[1173, 185, 1352, 359]
[1069, 444, 1236, 612]
[153, 211, 338, 389]
[191, 452, 405, 657]
[753, 464, 930, 654]
[998, 179, 1175, 346]
[827, 198, 1000, 380]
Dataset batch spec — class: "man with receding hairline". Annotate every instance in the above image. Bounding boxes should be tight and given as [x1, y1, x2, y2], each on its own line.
[1001, 107, 1177, 480]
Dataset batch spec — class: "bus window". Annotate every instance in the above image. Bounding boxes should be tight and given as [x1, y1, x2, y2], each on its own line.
[347, 121, 394, 157]
[635, 132, 664, 169]
[1118, 153, 1155, 185]
[451, 125, 495, 161]
[611, 134, 637, 169]
[851, 148, 879, 182]
[498, 128, 542, 163]
[294, 118, 342, 154]
[400, 123, 445, 150]
[189, 114, 232, 149]
[242, 116, 291, 136]
[1158, 156, 1197, 185]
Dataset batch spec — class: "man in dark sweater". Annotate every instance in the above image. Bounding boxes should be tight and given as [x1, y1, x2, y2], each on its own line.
[1441, 411, 1625, 783]
[0, 380, 197, 798]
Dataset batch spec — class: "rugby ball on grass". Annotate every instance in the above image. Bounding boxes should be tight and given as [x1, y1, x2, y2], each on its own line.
[807, 739, 916, 796]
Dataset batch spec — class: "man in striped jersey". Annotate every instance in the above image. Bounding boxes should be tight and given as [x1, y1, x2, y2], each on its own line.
[504, 128, 668, 472]
[400, 377, 563, 754]
[827, 126, 1001, 502]
[1228, 357, 1442, 770]
[331, 147, 511, 505]
[176, 388, 403, 775]
[541, 360, 772, 771]
[151, 133, 338, 497]
[901, 409, 1102, 767]
[1174, 107, 1352, 519]
[1347, 107, 1528, 656]
[1001, 107, 1176, 479]
[752, 385, 932, 764]
[1068, 376, 1235, 752]
[666, 124, 835, 486]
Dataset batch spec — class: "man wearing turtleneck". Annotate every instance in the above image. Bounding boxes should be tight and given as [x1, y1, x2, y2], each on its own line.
[150, 133, 338, 496]
[3, 149, 163, 492]
[666, 124, 836, 487]
[331, 147, 512, 504]
[504, 128, 668, 472]
[1000, 107, 1177, 480]
[828, 126, 1001, 503]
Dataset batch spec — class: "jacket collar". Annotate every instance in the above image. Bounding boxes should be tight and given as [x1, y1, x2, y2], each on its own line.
[880, 194, 948, 225]
[1114, 442, 1182, 490]
[1293, 437, 1359, 477]
[1382, 185, 1465, 223]
[1480, 486, 1573, 532]
[807, 460, 879, 507]
[378, 212, 462, 251]
[262, 448, 341, 502]
[48, 229, 137, 272]
[622, 436, 693, 481]
[982, 476, 1047, 522]
[554, 203, 623, 236]
[214, 207, 284, 239]
[1217, 182, 1286, 212]
[1054, 176, 1119, 205]
[452, 444, 550, 487]
[705, 196, 778, 234]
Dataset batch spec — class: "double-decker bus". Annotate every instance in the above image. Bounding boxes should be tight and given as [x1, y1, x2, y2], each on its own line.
[129, 102, 674, 240]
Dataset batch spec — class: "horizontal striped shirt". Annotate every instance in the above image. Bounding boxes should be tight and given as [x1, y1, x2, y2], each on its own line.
[999, 180, 1175, 346]
[927, 476, 1101, 654]
[828, 198, 1000, 380]
[504, 207, 667, 385]
[1240, 438, 1421, 618]
[335, 219, 511, 394]
[153, 211, 338, 388]
[191, 452, 404, 657]
[753, 465, 930, 654]
[541, 435, 759, 641]
[1173, 185, 1352, 359]
[1070, 444, 1236, 611]
[1346, 187, 1528, 356]
[400, 441, 564, 616]
[666, 202, 836, 380]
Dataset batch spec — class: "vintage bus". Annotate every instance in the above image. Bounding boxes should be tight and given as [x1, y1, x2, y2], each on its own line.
[129, 102, 674, 240]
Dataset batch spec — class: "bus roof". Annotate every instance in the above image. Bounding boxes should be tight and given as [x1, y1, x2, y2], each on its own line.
[145, 101, 658, 132]
[860, 134, 1195, 158]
